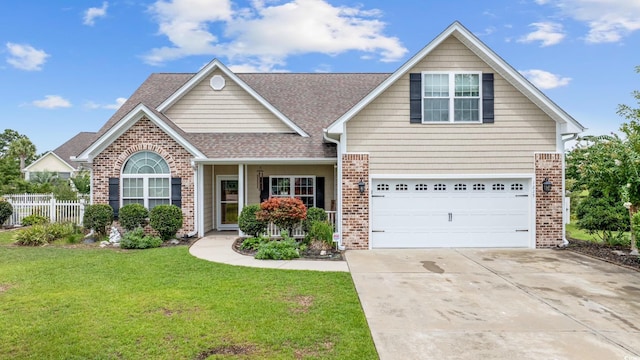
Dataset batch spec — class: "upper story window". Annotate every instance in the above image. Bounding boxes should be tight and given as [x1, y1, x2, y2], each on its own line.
[121, 151, 171, 209]
[423, 72, 481, 123]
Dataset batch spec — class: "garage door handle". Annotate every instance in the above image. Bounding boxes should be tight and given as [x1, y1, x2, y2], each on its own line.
[372, 195, 385, 198]
[515, 195, 528, 197]
[372, 230, 385, 233]
[515, 229, 529, 232]
[448, 212, 452, 222]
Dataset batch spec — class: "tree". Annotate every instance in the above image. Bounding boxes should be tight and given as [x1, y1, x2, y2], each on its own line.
[8, 137, 36, 174]
[567, 66, 640, 254]
[0, 129, 23, 158]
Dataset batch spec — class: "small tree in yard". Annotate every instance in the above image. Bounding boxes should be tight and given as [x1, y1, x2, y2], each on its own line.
[257, 197, 307, 236]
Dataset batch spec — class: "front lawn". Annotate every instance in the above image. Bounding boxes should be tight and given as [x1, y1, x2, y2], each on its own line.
[0, 232, 377, 359]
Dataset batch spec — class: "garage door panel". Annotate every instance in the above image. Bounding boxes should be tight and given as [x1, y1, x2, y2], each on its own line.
[371, 178, 531, 248]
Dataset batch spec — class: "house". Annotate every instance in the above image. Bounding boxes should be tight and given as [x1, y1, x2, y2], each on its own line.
[24, 132, 95, 181]
[73, 22, 584, 249]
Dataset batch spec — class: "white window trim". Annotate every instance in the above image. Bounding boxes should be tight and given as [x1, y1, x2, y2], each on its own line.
[269, 175, 316, 208]
[422, 71, 483, 124]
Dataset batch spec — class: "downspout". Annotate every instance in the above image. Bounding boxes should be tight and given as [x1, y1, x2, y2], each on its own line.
[323, 130, 345, 250]
[559, 133, 579, 247]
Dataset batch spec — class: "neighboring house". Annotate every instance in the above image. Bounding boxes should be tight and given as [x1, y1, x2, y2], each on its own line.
[24, 132, 95, 181]
[73, 22, 584, 249]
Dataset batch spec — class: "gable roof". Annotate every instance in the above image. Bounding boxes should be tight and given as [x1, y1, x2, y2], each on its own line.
[326, 21, 586, 136]
[158, 59, 309, 137]
[25, 131, 96, 172]
[23, 151, 75, 173]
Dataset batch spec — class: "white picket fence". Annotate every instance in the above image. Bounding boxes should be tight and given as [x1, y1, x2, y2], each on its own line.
[2, 193, 86, 226]
[266, 211, 336, 238]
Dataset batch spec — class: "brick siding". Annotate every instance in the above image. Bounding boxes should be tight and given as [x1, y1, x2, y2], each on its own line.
[92, 117, 195, 235]
[535, 153, 563, 248]
[341, 153, 369, 249]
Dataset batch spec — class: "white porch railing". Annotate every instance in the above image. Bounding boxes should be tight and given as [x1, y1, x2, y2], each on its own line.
[2, 193, 86, 226]
[265, 210, 336, 238]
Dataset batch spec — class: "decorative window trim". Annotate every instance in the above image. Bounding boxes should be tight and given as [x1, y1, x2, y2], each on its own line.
[395, 183, 408, 191]
[422, 71, 482, 124]
[269, 175, 316, 208]
[376, 183, 390, 191]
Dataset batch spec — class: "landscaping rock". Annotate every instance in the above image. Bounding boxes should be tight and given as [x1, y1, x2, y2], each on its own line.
[99, 241, 110, 248]
[83, 237, 96, 244]
[169, 239, 180, 245]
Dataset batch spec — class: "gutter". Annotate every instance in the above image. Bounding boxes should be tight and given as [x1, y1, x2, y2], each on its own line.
[559, 133, 579, 248]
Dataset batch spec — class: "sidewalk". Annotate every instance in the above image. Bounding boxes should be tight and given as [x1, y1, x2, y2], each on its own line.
[189, 233, 349, 272]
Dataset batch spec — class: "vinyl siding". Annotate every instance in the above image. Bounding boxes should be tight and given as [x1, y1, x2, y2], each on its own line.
[27, 154, 73, 173]
[346, 35, 557, 175]
[165, 69, 293, 133]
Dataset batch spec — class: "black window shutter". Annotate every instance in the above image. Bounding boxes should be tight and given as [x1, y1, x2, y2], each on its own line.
[482, 73, 495, 124]
[171, 177, 182, 208]
[108, 178, 119, 219]
[315, 177, 325, 209]
[409, 73, 422, 124]
[259, 177, 270, 203]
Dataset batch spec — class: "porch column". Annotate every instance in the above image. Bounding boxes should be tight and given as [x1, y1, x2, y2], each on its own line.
[238, 164, 245, 236]
[196, 163, 204, 237]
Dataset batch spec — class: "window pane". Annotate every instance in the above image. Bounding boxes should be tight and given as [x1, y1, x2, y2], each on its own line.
[294, 177, 314, 196]
[123, 151, 169, 174]
[123, 178, 143, 197]
[424, 74, 449, 97]
[455, 74, 479, 97]
[271, 177, 290, 196]
[454, 99, 480, 121]
[148, 178, 169, 197]
[148, 199, 170, 209]
[424, 99, 449, 122]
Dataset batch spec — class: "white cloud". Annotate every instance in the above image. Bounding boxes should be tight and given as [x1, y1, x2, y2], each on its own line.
[535, 0, 640, 43]
[85, 97, 127, 110]
[83, 2, 108, 26]
[520, 69, 572, 89]
[32, 95, 72, 109]
[5, 43, 50, 71]
[144, 0, 407, 71]
[518, 22, 565, 46]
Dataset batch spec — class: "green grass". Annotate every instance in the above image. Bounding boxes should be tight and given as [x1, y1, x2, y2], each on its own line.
[566, 223, 630, 244]
[0, 236, 377, 359]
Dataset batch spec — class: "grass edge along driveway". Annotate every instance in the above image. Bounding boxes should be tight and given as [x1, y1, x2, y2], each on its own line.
[0, 232, 377, 360]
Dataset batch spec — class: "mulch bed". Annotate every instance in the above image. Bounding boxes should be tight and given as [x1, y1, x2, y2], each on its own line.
[566, 238, 640, 271]
[232, 237, 344, 261]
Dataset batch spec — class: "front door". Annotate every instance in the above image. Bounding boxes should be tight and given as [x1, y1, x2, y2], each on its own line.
[217, 176, 239, 230]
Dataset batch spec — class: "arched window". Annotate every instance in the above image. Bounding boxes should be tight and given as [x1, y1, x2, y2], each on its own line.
[121, 151, 171, 209]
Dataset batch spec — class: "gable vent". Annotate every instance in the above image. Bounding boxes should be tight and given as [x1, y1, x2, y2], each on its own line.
[210, 75, 225, 91]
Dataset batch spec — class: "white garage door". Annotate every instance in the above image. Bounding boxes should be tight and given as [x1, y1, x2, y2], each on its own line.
[371, 178, 531, 248]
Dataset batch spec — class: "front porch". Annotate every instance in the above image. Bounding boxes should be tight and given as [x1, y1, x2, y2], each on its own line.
[196, 163, 337, 237]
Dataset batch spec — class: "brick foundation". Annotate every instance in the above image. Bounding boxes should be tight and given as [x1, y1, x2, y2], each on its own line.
[535, 153, 563, 248]
[92, 117, 195, 235]
[341, 153, 369, 249]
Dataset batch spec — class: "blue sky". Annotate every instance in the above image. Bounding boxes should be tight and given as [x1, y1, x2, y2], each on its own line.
[1, 0, 639, 153]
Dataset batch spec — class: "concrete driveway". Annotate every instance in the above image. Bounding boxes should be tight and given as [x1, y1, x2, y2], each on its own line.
[346, 249, 640, 360]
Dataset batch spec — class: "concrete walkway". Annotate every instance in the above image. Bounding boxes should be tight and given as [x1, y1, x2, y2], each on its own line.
[188, 233, 349, 272]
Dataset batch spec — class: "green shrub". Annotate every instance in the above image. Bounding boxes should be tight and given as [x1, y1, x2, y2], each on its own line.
[303, 207, 328, 233]
[13, 224, 52, 246]
[240, 235, 269, 250]
[238, 204, 267, 237]
[118, 203, 149, 231]
[149, 205, 183, 240]
[83, 204, 114, 236]
[46, 222, 78, 240]
[576, 195, 629, 245]
[21, 214, 49, 226]
[120, 227, 163, 249]
[307, 220, 333, 246]
[0, 200, 12, 226]
[255, 236, 301, 260]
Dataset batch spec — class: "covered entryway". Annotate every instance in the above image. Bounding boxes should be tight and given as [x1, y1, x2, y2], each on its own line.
[371, 178, 531, 248]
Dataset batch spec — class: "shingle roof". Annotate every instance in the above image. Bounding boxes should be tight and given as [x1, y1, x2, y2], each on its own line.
[53, 131, 96, 168]
[80, 72, 390, 159]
